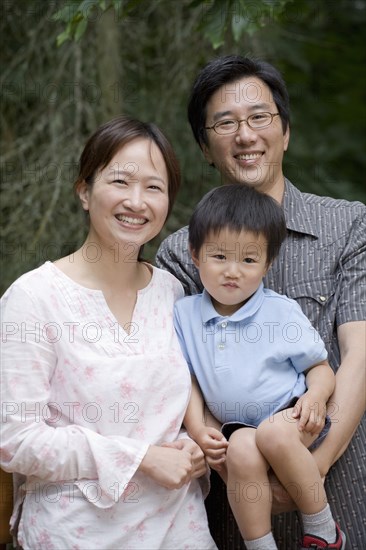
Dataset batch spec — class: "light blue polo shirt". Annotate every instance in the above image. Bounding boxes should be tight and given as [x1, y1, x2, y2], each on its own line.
[174, 282, 328, 426]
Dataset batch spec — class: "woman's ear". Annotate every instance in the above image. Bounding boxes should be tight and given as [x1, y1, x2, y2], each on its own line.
[76, 180, 90, 211]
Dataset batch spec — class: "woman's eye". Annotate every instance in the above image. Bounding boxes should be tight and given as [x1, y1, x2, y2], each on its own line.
[113, 179, 127, 185]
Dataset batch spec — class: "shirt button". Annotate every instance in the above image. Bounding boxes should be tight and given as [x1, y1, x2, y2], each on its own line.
[221, 322, 227, 328]
[218, 344, 225, 350]
[319, 295, 326, 303]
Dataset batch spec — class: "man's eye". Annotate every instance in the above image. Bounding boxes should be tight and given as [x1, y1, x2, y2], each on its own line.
[251, 113, 268, 121]
[217, 120, 235, 128]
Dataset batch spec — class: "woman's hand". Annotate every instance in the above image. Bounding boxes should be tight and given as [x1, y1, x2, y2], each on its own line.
[139, 445, 193, 489]
[163, 439, 207, 478]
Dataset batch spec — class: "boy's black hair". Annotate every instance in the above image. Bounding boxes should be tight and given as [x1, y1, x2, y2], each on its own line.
[189, 185, 287, 266]
[187, 55, 290, 149]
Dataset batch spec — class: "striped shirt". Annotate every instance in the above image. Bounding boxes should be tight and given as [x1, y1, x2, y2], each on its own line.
[156, 178, 366, 548]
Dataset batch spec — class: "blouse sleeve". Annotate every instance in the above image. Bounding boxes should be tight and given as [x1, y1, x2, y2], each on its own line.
[0, 284, 149, 508]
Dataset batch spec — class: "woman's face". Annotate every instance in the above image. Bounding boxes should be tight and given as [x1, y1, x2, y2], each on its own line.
[78, 138, 169, 255]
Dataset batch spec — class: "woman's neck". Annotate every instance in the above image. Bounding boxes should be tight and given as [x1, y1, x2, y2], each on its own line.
[55, 239, 149, 293]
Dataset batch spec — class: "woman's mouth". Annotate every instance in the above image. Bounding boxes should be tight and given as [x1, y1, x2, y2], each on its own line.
[115, 214, 146, 225]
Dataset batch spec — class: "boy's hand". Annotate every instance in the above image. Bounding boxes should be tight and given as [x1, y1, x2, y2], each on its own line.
[292, 391, 327, 435]
[195, 426, 228, 463]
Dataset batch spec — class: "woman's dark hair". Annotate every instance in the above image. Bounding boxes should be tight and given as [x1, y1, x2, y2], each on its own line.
[188, 55, 290, 148]
[189, 185, 287, 267]
[74, 115, 180, 219]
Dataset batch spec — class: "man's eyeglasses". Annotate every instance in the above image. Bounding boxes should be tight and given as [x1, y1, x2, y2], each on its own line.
[205, 112, 280, 135]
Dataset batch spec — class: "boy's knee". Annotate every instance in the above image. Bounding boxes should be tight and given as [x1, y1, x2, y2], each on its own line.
[256, 418, 292, 458]
[226, 429, 258, 474]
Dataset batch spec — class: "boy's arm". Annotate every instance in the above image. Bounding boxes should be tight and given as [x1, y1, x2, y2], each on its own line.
[184, 376, 207, 438]
[184, 377, 228, 464]
[293, 360, 335, 434]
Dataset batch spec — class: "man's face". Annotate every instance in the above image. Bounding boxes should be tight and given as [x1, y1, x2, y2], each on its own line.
[202, 76, 290, 197]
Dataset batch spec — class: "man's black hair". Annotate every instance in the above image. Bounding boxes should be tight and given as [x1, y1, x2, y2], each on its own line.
[189, 185, 287, 266]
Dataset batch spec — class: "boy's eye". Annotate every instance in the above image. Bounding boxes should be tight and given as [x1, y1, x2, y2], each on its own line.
[213, 254, 226, 260]
[244, 257, 255, 263]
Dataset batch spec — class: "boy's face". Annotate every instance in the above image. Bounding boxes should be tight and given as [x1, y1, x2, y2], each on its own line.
[191, 228, 270, 316]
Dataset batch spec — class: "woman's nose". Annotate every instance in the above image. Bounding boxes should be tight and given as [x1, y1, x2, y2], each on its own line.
[123, 186, 145, 209]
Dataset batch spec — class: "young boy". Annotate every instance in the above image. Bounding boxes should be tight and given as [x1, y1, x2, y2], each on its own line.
[174, 185, 346, 550]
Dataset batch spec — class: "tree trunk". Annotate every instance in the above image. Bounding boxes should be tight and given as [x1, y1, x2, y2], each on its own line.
[96, 7, 123, 120]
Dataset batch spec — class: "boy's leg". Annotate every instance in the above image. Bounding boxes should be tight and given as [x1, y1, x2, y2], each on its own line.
[226, 428, 276, 548]
[256, 408, 325, 514]
[256, 409, 345, 548]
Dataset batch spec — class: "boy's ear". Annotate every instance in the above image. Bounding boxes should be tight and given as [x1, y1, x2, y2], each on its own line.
[189, 245, 200, 268]
[264, 261, 272, 275]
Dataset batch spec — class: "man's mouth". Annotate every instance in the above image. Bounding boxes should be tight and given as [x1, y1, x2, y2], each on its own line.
[235, 153, 262, 161]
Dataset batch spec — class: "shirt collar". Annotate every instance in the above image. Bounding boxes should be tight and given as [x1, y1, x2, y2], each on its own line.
[201, 282, 265, 323]
[282, 178, 319, 238]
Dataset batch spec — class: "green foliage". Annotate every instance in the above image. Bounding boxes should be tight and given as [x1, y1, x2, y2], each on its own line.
[1, 0, 365, 295]
[193, 0, 292, 48]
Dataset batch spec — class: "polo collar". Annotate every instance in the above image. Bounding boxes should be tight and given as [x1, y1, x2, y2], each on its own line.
[283, 178, 319, 238]
[201, 282, 266, 324]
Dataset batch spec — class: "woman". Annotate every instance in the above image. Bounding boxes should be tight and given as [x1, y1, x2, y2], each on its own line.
[0, 116, 217, 549]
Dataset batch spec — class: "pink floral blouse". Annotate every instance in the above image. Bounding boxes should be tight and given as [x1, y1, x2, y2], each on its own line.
[0, 262, 216, 549]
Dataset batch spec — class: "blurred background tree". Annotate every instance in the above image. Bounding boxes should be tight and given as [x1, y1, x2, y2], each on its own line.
[1, 0, 365, 295]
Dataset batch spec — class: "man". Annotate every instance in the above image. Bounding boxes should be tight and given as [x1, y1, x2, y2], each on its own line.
[156, 55, 366, 549]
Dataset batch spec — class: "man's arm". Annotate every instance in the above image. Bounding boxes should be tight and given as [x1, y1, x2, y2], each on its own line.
[312, 320, 366, 477]
[155, 229, 203, 295]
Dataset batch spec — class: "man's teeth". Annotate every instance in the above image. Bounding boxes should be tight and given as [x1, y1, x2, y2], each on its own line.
[237, 153, 261, 160]
[116, 215, 145, 225]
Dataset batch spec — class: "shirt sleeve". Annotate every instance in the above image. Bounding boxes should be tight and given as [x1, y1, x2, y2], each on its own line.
[173, 301, 193, 372]
[285, 300, 328, 373]
[0, 284, 149, 508]
[336, 207, 366, 325]
[156, 229, 203, 296]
